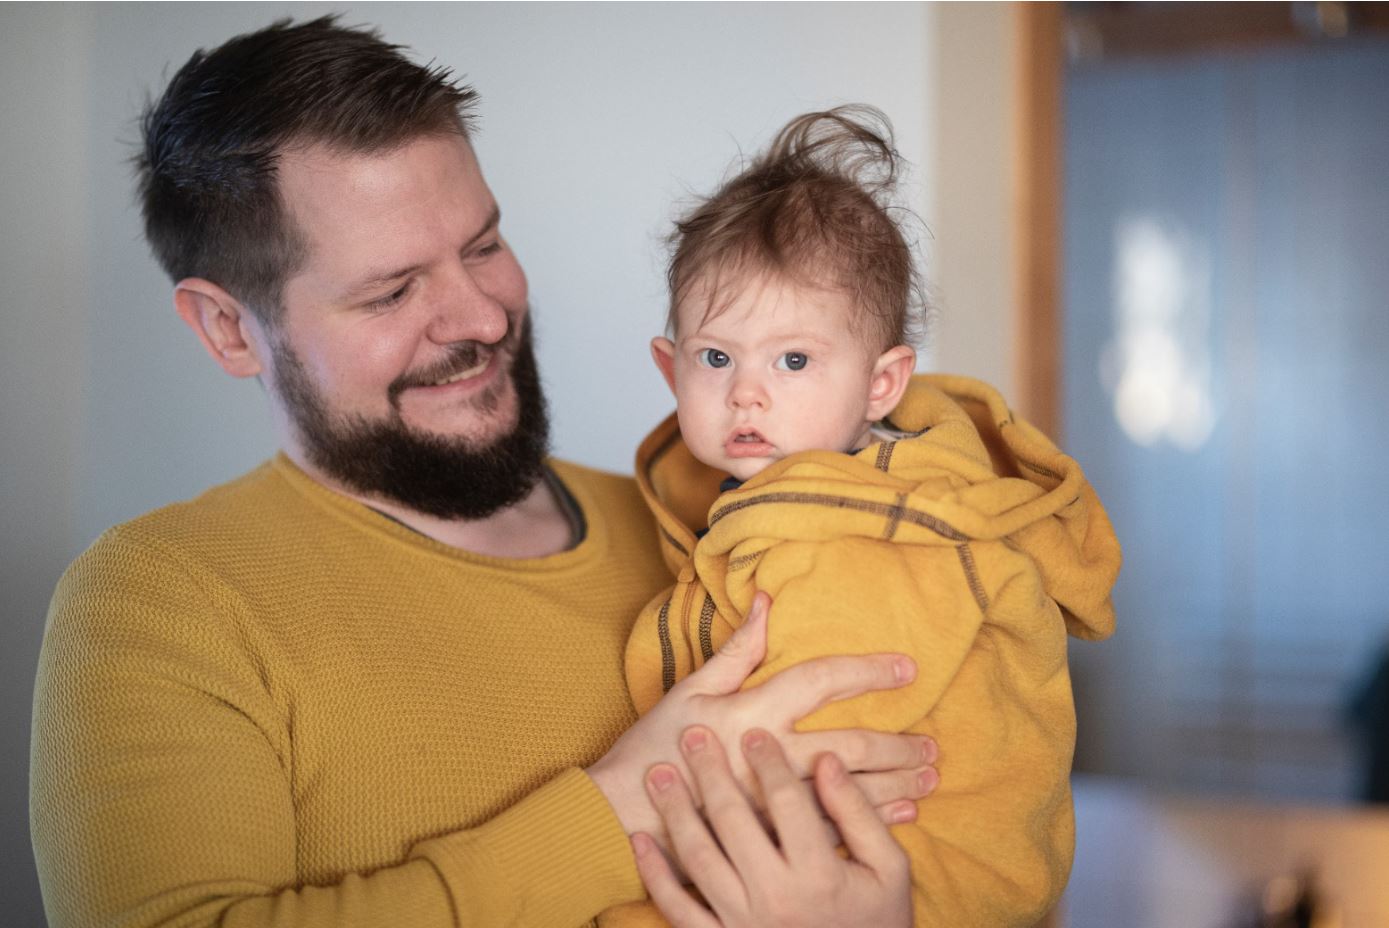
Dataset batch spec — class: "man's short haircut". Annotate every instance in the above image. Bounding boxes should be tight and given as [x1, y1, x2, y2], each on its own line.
[667, 105, 928, 353]
[136, 16, 479, 324]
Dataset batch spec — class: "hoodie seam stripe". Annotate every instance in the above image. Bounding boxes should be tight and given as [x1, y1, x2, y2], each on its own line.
[875, 441, 896, 472]
[883, 493, 907, 540]
[698, 595, 716, 662]
[1019, 459, 1063, 482]
[728, 550, 763, 572]
[710, 493, 967, 542]
[956, 543, 990, 613]
[658, 599, 676, 693]
[660, 525, 689, 557]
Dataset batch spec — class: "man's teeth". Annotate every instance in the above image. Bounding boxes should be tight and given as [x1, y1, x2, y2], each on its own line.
[433, 358, 489, 386]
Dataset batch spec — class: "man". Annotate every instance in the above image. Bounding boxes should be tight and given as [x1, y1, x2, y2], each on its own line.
[30, 18, 934, 928]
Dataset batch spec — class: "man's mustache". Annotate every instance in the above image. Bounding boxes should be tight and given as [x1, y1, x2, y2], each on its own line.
[386, 315, 521, 406]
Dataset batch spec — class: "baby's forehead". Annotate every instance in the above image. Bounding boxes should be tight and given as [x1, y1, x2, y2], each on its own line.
[675, 269, 867, 340]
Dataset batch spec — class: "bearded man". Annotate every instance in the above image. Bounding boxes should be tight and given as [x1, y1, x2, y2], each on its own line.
[30, 17, 937, 928]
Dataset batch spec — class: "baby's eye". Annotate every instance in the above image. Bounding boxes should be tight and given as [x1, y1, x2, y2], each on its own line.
[698, 348, 731, 369]
[776, 352, 809, 371]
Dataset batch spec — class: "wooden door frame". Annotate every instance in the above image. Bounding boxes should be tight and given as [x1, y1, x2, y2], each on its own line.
[1012, 2, 1065, 441]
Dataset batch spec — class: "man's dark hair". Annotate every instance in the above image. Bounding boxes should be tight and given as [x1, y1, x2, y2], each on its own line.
[136, 16, 479, 324]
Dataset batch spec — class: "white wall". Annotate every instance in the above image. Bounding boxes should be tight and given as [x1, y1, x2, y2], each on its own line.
[76, 2, 937, 541]
[0, 5, 92, 922]
[3, 4, 968, 923]
[933, 3, 1018, 399]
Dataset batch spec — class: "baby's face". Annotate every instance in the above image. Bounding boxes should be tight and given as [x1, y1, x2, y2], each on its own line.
[657, 273, 883, 482]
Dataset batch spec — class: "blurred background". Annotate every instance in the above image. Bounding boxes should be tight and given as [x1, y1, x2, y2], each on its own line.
[2, 3, 1386, 925]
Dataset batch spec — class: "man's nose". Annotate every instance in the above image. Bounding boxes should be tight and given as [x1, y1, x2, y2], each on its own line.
[728, 370, 769, 410]
[425, 264, 511, 346]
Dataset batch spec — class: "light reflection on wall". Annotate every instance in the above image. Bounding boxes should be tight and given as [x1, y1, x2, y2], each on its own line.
[1099, 217, 1216, 450]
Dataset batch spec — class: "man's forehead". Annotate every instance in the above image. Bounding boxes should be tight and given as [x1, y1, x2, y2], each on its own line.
[274, 134, 499, 298]
[275, 134, 481, 207]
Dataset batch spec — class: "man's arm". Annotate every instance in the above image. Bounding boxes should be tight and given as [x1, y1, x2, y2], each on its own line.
[590, 593, 927, 849]
[32, 539, 927, 928]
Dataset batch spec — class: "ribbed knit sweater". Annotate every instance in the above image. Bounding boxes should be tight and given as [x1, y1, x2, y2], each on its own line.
[30, 455, 667, 928]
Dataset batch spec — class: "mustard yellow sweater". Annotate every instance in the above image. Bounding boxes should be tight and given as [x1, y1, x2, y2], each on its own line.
[620, 375, 1122, 928]
[31, 455, 667, 928]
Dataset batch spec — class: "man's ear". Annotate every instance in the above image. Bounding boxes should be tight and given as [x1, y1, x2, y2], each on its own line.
[650, 337, 678, 393]
[865, 345, 917, 420]
[173, 278, 267, 379]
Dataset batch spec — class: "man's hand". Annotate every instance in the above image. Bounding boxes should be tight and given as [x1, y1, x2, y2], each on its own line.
[586, 593, 937, 851]
[633, 727, 912, 928]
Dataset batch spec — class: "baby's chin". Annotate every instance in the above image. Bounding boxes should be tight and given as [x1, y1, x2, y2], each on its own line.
[720, 454, 780, 483]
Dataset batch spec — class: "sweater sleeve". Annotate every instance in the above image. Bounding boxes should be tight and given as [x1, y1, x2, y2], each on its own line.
[30, 531, 641, 928]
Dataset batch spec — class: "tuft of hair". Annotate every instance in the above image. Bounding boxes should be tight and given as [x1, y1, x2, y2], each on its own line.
[135, 16, 479, 324]
[667, 105, 929, 353]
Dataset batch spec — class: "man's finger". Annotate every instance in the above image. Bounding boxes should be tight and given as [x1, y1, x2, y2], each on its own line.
[752, 652, 915, 722]
[632, 832, 720, 928]
[680, 727, 776, 880]
[852, 766, 939, 808]
[741, 728, 831, 870]
[676, 592, 770, 697]
[788, 729, 935, 776]
[646, 762, 743, 906]
[813, 753, 908, 875]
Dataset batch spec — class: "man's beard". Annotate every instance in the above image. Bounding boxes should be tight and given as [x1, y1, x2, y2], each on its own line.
[271, 315, 551, 520]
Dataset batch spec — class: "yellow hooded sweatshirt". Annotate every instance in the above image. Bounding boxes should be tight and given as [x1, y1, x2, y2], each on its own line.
[616, 374, 1121, 928]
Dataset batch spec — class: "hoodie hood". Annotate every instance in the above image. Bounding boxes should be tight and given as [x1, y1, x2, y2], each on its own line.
[634, 374, 1120, 641]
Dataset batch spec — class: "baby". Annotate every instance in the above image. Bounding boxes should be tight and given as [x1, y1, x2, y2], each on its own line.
[615, 107, 1121, 927]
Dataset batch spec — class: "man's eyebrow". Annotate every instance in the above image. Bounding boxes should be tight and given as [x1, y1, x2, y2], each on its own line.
[345, 263, 426, 300]
[341, 206, 502, 300]
[464, 206, 502, 251]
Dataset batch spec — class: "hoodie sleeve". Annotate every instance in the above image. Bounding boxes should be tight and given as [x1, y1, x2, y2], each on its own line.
[740, 536, 986, 734]
[738, 535, 1076, 928]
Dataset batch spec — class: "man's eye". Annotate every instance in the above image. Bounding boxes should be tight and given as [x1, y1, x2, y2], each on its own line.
[776, 352, 808, 371]
[368, 282, 411, 310]
[698, 349, 731, 369]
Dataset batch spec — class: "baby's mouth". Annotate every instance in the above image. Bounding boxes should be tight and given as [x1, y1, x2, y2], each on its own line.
[724, 427, 774, 457]
[727, 425, 772, 444]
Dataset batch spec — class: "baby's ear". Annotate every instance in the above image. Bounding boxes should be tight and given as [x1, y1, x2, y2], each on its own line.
[866, 345, 916, 420]
[650, 337, 678, 393]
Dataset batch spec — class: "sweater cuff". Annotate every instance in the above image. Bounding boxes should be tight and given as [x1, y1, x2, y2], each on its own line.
[410, 767, 645, 926]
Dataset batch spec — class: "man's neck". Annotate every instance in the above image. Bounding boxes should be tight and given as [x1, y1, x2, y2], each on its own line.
[284, 448, 577, 559]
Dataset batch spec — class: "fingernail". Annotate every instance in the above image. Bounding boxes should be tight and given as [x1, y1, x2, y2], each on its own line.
[682, 728, 708, 754]
[921, 737, 938, 765]
[631, 833, 654, 857]
[744, 729, 767, 751]
[649, 766, 676, 793]
[820, 752, 845, 781]
[918, 769, 939, 796]
[894, 657, 916, 682]
[891, 802, 917, 824]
